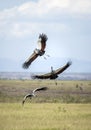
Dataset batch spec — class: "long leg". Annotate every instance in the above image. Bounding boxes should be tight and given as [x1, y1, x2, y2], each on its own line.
[54, 80, 57, 85]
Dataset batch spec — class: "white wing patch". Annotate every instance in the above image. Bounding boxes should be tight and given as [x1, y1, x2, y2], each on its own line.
[37, 38, 42, 49]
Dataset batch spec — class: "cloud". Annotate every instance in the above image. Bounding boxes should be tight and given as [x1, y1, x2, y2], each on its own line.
[65, 0, 91, 14]
[18, 0, 69, 16]
[1, 0, 91, 20]
[0, 0, 91, 38]
[18, 0, 91, 15]
[0, 0, 91, 72]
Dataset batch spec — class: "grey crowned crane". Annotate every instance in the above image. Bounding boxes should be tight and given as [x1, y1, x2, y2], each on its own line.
[32, 61, 72, 80]
[22, 87, 48, 105]
[22, 33, 48, 69]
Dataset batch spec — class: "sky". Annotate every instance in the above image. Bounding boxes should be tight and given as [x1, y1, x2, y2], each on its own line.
[0, 0, 91, 72]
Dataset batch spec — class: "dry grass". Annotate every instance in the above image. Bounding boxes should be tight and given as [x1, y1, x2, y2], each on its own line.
[0, 80, 91, 103]
[0, 80, 91, 130]
[0, 103, 91, 130]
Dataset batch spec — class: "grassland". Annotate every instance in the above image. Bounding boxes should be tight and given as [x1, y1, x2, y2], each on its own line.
[0, 80, 91, 130]
[0, 103, 91, 130]
[0, 79, 91, 103]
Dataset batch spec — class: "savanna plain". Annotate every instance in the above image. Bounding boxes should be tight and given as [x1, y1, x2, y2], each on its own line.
[0, 80, 91, 130]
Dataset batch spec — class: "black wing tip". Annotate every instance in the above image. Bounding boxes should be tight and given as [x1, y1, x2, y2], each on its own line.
[31, 74, 41, 79]
[31, 75, 37, 79]
[41, 86, 48, 90]
[36, 87, 48, 91]
[39, 33, 48, 42]
[22, 62, 30, 69]
[67, 61, 72, 66]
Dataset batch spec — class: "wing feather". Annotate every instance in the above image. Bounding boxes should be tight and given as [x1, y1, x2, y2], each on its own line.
[32, 61, 72, 79]
[33, 87, 48, 93]
[38, 33, 47, 51]
[41, 42, 46, 51]
[22, 94, 33, 105]
[22, 52, 38, 69]
[54, 61, 72, 75]
[32, 72, 52, 79]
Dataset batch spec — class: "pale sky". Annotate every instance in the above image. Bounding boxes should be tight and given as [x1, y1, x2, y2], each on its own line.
[0, 0, 91, 72]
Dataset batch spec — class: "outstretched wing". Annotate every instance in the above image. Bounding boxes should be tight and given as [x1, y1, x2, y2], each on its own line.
[37, 39, 46, 51]
[40, 42, 46, 51]
[22, 34, 48, 69]
[54, 61, 72, 75]
[32, 72, 52, 79]
[22, 51, 38, 69]
[32, 61, 72, 79]
[33, 87, 48, 93]
[22, 94, 33, 105]
[38, 33, 47, 51]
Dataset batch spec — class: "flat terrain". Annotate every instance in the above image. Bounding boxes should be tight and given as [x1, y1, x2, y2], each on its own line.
[0, 80, 91, 130]
[0, 80, 91, 103]
[0, 103, 91, 130]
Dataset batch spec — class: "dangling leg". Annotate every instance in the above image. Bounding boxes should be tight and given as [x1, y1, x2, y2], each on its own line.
[43, 56, 47, 60]
[45, 54, 50, 57]
[54, 80, 57, 85]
